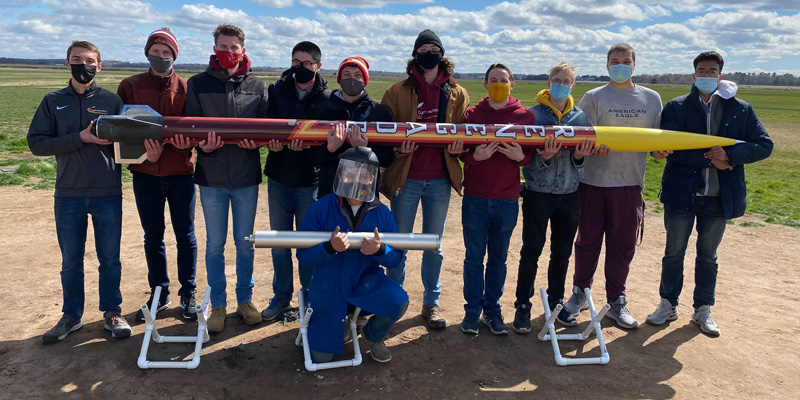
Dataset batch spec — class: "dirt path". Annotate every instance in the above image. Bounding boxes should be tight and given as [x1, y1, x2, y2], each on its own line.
[0, 185, 798, 399]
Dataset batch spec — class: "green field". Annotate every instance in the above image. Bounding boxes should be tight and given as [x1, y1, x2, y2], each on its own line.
[1, 67, 798, 227]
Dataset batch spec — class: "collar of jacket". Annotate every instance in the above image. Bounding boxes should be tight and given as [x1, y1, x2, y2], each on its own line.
[402, 73, 458, 89]
[67, 79, 99, 97]
[279, 68, 329, 100]
[337, 195, 381, 230]
[147, 68, 178, 88]
[535, 88, 574, 122]
[328, 90, 372, 112]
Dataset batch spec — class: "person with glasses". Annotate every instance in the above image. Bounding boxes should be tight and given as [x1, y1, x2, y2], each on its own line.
[380, 29, 469, 330]
[262, 41, 331, 321]
[645, 51, 772, 337]
[512, 62, 596, 333]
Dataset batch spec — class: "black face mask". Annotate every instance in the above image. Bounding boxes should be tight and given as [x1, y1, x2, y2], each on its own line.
[340, 78, 365, 97]
[416, 51, 442, 70]
[292, 65, 315, 84]
[70, 63, 96, 84]
[148, 54, 174, 74]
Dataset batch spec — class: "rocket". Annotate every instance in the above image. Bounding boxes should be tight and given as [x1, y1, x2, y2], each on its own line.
[96, 105, 742, 164]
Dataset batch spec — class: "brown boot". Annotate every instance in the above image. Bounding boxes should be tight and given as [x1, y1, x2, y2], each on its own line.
[236, 302, 263, 325]
[421, 305, 446, 329]
[207, 307, 226, 333]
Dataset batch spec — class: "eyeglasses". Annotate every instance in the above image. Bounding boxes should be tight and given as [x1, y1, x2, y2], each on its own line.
[551, 78, 573, 86]
[292, 59, 317, 68]
[416, 48, 441, 55]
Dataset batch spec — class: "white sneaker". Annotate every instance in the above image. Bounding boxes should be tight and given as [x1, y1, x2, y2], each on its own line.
[563, 286, 589, 316]
[691, 305, 720, 337]
[646, 298, 678, 325]
[605, 296, 639, 329]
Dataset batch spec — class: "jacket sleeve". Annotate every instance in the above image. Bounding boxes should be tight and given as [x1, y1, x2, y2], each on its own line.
[184, 78, 203, 117]
[296, 204, 338, 268]
[257, 82, 269, 118]
[450, 86, 469, 124]
[380, 85, 400, 122]
[725, 104, 773, 166]
[660, 100, 711, 169]
[26, 98, 84, 157]
[371, 209, 402, 269]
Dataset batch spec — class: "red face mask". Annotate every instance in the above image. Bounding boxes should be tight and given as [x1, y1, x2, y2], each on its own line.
[215, 50, 243, 69]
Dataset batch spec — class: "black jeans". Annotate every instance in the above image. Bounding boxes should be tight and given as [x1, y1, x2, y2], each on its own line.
[514, 189, 580, 309]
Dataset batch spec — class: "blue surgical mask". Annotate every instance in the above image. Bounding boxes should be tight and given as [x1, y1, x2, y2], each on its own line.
[608, 64, 632, 83]
[549, 83, 572, 102]
[694, 77, 718, 94]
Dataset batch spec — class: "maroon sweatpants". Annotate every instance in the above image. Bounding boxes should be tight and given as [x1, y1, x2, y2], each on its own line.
[572, 183, 643, 303]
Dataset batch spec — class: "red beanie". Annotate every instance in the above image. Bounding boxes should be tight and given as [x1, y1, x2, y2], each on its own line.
[145, 27, 179, 60]
[337, 57, 369, 86]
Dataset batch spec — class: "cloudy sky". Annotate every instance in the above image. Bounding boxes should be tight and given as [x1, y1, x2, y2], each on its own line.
[1, 0, 799, 76]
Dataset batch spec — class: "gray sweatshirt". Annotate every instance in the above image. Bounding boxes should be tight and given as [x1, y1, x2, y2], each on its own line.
[578, 84, 662, 188]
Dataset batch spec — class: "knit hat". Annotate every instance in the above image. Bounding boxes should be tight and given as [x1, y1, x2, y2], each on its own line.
[145, 27, 179, 60]
[337, 57, 370, 86]
[412, 29, 444, 57]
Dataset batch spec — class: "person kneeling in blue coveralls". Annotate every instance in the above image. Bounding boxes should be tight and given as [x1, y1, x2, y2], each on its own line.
[297, 146, 409, 363]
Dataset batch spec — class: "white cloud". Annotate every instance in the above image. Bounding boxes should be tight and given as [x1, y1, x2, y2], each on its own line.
[300, 0, 433, 9]
[252, 0, 295, 7]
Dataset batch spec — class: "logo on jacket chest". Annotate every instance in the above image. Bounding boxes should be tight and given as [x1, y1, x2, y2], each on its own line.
[86, 106, 109, 114]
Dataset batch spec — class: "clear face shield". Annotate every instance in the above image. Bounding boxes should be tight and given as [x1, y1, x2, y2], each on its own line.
[333, 159, 379, 202]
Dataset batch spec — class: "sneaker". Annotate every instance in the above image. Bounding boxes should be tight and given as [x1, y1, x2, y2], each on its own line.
[461, 313, 480, 334]
[646, 298, 678, 325]
[691, 305, 720, 337]
[563, 286, 589, 316]
[207, 307, 226, 333]
[180, 291, 199, 320]
[134, 290, 171, 322]
[261, 299, 293, 321]
[555, 302, 578, 327]
[103, 312, 132, 339]
[605, 296, 639, 329]
[421, 305, 446, 329]
[512, 304, 531, 334]
[42, 316, 83, 343]
[364, 338, 392, 363]
[480, 313, 509, 335]
[236, 302, 263, 325]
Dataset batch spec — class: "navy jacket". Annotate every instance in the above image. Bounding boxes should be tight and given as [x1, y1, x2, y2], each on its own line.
[27, 81, 123, 197]
[264, 69, 331, 188]
[659, 85, 773, 219]
[185, 65, 268, 189]
[297, 193, 407, 354]
[311, 90, 395, 199]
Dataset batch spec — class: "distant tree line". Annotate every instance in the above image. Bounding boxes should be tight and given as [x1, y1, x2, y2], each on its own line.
[2, 57, 798, 86]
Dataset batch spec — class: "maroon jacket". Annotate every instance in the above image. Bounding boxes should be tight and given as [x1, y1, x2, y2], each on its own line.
[117, 70, 194, 176]
[461, 96, 535, 199]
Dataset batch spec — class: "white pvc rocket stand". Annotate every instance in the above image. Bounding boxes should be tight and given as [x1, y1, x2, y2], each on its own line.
[137, 286, 211, 369]
[295, 289, 363, 371]
[537, 287, 611, 366]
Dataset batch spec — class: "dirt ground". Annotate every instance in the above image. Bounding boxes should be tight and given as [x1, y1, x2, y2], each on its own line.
[0, 184, 798, 399]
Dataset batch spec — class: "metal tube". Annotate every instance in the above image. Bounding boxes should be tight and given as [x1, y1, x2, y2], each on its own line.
[246, 231, 441, 251]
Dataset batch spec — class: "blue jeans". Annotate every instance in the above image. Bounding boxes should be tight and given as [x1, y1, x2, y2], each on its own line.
[54, 196, 123, 321]
[461, 195, 519, 316]
[388, 178, 451, 306]
[267, 178, 318, 305]
[660, 196, 727, 309]
[132, 171, 197, 297]
[199, 184, 259, 308]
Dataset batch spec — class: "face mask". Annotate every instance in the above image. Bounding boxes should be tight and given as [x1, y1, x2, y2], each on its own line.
[608, 64, 632, 83]
[549, 83, 572, 102]
[215, 50, 242, 69]
[292, 65, 316, 84]
[148, 54, 174, 74]
[487, 82, 511, 103]
[416, 51, 442, 70]
[340, 78, 365, 97]
[70, 63, 96, 84]
[694, 77, 719, 94]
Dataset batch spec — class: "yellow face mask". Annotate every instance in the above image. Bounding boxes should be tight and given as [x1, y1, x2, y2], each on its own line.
[487, 82, 511, 103]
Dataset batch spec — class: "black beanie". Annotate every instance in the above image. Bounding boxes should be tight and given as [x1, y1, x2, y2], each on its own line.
[412, 29, 444, 57]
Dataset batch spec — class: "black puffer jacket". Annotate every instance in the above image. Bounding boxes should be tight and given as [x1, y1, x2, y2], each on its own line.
[185, 65, 268, 188]
[311, 90, 395, 199]
[263, 69, 331, 188]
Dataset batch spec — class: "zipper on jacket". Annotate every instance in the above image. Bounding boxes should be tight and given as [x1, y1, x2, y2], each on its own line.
[702, 101, 711, 196]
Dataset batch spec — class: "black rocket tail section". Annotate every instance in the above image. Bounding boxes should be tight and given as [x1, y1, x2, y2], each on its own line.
[95, 105, 164, 164]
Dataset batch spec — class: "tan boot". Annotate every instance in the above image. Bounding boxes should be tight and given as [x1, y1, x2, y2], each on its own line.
[421, 305, 446, 329]
[236, 302, 263, 325]
[207, 307, 226, 333]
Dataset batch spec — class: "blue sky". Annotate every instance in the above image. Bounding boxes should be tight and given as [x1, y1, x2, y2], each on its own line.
[1, 0, 799, 76]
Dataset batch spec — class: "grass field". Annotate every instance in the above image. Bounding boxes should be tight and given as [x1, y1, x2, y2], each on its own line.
[1, 67, 797, 227]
